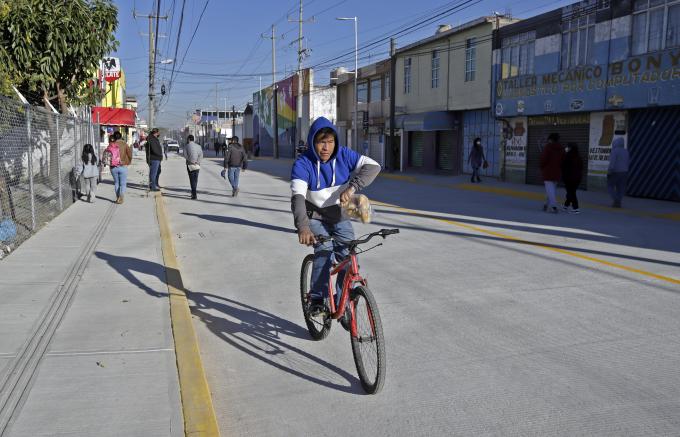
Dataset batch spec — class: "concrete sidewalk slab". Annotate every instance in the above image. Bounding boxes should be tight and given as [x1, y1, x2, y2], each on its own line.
[0, 156, 183, 437]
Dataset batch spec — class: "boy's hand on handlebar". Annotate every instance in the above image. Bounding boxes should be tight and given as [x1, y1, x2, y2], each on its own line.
[298, 228, 316, 246]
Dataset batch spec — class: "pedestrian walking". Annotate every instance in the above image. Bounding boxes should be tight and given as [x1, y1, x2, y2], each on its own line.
[163, 141, 168, 160]
[104, 132, 132, 204]
[607, 137, 630, 208]
[76, 143, 99, 203]
[540, 133, 565, 213]
[222, 136, 247, 197]
[467, 137, 487, 183]
[562, 142, 583, 214]
[146, 128, 163, 191]
[184, 135, 203, 200]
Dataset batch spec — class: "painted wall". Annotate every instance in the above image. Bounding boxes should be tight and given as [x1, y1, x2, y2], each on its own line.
[462, 109, 502, 177]
[492, 5, 680, 118]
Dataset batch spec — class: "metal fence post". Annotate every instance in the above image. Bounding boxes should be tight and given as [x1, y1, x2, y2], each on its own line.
[56, 116, 63, 210]
[26, 105, 36, 231]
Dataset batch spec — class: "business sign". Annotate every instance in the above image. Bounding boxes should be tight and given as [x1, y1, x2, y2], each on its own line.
[101, 57, 121, 83]
[588, 112, 627, 175]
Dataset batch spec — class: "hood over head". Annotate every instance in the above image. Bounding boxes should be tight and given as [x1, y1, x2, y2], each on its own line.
[305, 117, 339, 163]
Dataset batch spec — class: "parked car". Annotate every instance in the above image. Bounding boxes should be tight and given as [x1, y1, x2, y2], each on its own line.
[166, 140, 180, 153]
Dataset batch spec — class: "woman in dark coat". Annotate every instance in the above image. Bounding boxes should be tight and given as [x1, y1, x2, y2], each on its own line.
[562, 142, 583, 214]
[467, 137, 486, 183]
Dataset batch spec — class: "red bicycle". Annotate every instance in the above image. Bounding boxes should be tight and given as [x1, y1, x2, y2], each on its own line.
[299, 228, 399, 394]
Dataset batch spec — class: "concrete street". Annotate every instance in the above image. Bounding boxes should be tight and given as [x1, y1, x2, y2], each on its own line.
[161, 152, 680, 436]
[1, 150, 679, 436]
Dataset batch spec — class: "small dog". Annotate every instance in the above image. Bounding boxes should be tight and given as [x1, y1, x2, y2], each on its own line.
[341, 193, 372, 224]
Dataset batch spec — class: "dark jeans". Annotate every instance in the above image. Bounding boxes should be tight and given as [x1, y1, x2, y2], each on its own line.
[607, 172, 627, 205]
[564, 181, 579, 209]
[149, 160, 161, 190]
[308, 219, 354, 306]
[187, 167, 199, 197]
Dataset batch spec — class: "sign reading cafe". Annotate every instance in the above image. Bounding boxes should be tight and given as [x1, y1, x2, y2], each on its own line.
[496, 50, 680, 99]
[101, 57, 121, 83]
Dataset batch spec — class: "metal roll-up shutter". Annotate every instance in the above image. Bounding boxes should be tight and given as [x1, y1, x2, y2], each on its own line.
[628, 108, 680, 201]
[527, 115, 589, 188]
[409, 131, 425, 167]
[436, 131, 454, 171]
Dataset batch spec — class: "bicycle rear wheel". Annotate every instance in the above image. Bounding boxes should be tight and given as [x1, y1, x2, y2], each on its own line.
[300, 254, 331, 340]
[350, 285, 386, 394]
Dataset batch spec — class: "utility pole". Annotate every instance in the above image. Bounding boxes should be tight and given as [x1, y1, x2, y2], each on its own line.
[289, 1, 314, 148]
[232, 105, 236, 141]
[261, 25, 280, 158]
[134, 9, 167, 130]
[389, 37, 398, 172]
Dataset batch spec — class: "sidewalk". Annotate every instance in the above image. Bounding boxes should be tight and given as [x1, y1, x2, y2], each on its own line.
[0, 155, 183, 436]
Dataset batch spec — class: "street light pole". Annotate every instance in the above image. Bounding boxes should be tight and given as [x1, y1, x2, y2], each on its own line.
[337, 17, 358, 150]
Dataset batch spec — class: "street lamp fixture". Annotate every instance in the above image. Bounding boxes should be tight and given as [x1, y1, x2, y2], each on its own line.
[337, 16, 358, 151]
[160, 59, 174, 64]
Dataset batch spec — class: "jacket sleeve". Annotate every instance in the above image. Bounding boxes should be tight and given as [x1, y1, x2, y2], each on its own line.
[224, 149, 230, 168]
[344, 148, 380, 191]
[290, 164, 310, 231]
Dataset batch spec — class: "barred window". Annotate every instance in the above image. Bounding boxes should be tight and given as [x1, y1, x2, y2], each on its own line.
[431, 50, 440, 88]
[501, 31, 536, 78]
[465, 38, 477, 81]
[404, 57, 412, 94]
[632, 0, 680, 55]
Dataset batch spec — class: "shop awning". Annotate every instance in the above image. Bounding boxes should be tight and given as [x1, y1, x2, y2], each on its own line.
[91, 107, 136, 126]
[393, 111, 458, 131]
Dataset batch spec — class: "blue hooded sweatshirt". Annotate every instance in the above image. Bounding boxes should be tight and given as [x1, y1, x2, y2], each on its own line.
[290, 117, 380, 229]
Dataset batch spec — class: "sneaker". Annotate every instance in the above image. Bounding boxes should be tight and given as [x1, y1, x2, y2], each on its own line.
[234, 188, 239, 197]
[550, 206, 559, 214]
[571, 208, 580, 214]
[562, 205, 569, 211]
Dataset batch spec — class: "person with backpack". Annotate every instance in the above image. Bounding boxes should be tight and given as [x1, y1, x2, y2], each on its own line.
[222, 136, 247, 197]
[561, 142, 583, 214]
[75, 144, 99, 203]
[104, 131, 132, 204]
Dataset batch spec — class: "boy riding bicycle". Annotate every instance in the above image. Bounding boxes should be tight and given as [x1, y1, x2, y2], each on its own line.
[291, 117, 380, 312]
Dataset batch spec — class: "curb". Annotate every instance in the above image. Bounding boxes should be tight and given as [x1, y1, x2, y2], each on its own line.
[154, 192, 220, 437]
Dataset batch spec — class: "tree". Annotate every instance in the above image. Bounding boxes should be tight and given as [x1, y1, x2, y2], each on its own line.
[0, 0, 119, 112]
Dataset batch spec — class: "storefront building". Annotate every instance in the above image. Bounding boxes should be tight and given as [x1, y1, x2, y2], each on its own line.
[492, 0, 680, 201]
[394, 15, 516, 175]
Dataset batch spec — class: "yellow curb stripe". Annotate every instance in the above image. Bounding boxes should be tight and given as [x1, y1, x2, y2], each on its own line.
[378, 173, 419, 183]
[155, 192, 220, 437]
[373, 200, 680, 285]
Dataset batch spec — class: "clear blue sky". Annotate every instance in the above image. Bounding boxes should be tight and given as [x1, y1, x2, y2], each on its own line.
[112, 0, 575, 128]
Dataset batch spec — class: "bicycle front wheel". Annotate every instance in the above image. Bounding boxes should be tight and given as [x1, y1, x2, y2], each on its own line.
[300, 254, 331, 340]
[350, 285, 386, 394]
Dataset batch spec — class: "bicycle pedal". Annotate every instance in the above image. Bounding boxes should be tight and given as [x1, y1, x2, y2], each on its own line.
[309, 304, 328, 317]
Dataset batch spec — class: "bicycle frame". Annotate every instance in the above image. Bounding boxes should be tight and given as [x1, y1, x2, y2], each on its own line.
[326, 251, 366, 336]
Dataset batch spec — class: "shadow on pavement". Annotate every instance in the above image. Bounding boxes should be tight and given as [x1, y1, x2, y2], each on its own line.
[181, 212, 294, 234]
[94, 252, 168, 298]
[187, 291, 363, 394]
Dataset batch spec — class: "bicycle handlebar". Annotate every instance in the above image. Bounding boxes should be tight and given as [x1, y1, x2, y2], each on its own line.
[315, 228, 400, 247]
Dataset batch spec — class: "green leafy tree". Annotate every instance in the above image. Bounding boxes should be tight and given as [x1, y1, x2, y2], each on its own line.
[0, 0, 119, 112]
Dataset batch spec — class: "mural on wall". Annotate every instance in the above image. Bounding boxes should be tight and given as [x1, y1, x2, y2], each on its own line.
[588, 111, 627, 175]
[253, 75, 298, 156]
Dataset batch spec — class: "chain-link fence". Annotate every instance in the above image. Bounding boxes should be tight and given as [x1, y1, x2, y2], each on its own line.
[0, 95, 101, 259]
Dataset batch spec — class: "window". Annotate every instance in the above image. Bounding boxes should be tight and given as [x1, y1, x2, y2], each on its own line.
[385, 72, 390, 98]
[404, 57, 412, 93]
[465, 38, 477, 81]
[561, 12, 596, 68]
[370, 79, 382, 102]
[501, 31, 536, 78]
[632, 0, 680, 55]
[357, 81, 368, 104]
[431, 50, 440, 88]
